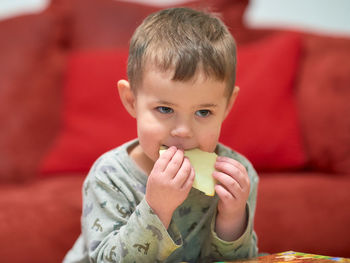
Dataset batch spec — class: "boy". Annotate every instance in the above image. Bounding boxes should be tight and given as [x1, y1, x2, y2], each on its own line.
[64, 7, 259, 263]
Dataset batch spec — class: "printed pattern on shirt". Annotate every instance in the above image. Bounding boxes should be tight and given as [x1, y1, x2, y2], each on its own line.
[63, 140, 259, 263]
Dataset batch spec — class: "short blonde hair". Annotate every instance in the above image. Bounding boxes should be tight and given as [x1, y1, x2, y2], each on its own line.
[127, 7, 236, 97]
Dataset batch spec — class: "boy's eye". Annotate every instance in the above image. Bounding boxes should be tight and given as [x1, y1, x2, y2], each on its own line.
[156, 106, 174, 114]
[195, 109, 211, 118]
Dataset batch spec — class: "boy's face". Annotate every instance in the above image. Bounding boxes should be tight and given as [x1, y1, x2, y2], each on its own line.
[118, 68, 238, 170]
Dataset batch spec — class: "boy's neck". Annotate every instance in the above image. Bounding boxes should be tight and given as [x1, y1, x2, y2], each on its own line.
[129, 144, 154, 176]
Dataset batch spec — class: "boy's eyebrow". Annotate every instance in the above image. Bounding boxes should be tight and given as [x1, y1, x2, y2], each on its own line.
[198, 103, 218, 108]
[157, 100, 177, 106]
[157, 100, 218, 108]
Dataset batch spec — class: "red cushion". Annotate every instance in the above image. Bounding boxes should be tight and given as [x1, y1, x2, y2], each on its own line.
[67, 0, 250, 50]
[255, 173, 350, 257]
[296, 34, 350, 174]
[40, 50, 137, 174]
[0, 176, 84, 263]
[220, 33, 306, 171]
[0, 11, 66, 182]
[40, 33, 306, 175]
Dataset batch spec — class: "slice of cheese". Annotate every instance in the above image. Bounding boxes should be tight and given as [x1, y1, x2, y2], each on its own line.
[159, 147, 217, 196]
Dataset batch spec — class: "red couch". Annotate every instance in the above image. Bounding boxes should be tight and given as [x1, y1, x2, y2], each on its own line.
[1, 0, 350, 262]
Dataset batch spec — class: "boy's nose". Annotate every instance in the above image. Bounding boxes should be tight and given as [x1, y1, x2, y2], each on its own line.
[170, 119, 193, 138]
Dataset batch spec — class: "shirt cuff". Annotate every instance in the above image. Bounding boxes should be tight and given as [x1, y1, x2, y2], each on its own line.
[210, 204, 252, 254]
[138, 198, 182, 259]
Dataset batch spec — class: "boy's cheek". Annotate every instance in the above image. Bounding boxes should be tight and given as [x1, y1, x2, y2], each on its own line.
[199, 130, 221, 152]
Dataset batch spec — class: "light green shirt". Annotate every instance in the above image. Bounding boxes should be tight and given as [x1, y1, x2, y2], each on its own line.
[63, 139, 259, 263]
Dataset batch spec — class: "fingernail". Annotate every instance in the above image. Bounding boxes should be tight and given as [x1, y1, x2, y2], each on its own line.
[177, 148, 184, 153]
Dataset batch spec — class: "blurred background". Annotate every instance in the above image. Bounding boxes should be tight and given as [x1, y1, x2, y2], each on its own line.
[1, 0, 350, 262]
[1, 0, 350, 36]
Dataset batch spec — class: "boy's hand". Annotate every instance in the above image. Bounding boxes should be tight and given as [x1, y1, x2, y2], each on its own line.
[145, 146, 195, 229]
[213, 156, 250, 241]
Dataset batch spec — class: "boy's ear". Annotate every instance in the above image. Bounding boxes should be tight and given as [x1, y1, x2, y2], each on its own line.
[224, 86, 240, 119]
[117, 79, 137, 118]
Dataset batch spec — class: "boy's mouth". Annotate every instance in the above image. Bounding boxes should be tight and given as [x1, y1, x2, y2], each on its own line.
[161, 144, 196, 151]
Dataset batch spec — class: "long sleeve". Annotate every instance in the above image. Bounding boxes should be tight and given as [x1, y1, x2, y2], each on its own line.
[207, 148, 259, 261]
[80, 157, 183, 263]
[63, 140, 260, 262]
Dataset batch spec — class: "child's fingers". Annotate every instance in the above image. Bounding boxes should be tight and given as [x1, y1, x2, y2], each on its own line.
[215, 158, 249, 190]
[216, 156, 246, 174]
[173, 157, 192, 187]
[163, 149, 184, 178]
[215, 184, 235, 202]
[153, 146, 177, 173]
[213, 171, 240, 198]
[181, 166, 195, 192]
